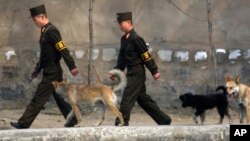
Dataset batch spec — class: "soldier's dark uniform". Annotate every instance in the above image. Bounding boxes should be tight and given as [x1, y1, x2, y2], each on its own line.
[114, 12, 171, 126]
[11, 5, 77, 128]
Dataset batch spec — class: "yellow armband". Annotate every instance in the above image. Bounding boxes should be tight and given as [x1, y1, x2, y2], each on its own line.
[55, 41, 66, 51]
[141, 51, 152, 61]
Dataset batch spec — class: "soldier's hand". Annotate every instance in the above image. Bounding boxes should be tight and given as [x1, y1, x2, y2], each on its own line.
[108, 74, 116, 81]
[31, 71, 38, 79]
[70, 68, 79, 76]
[153, 72, 160, 80]
[29, 71, 38, 83]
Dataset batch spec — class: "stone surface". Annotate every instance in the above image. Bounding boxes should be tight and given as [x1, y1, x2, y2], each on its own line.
[158, 50, 173, 62]
[102, 48, 117, 61]
[0, 84, 24, 100]
[194, 51, 207, 62]
[174, 51, 189, 62]
[228, 49, 241, 64]
[74, 50, 85, 59]
[216, 49, 227, 64]
[0, 125, 229, 141]
[91, 49, 100, 60]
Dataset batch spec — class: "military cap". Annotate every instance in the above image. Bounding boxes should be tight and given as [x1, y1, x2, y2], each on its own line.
[116, 12, 132, 23]
[29, 5, 46, 17]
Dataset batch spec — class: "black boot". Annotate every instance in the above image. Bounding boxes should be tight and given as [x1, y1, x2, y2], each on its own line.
[158, 116, 172, 125]
[64, 116, 78, 127]
[10, 121, 28, 129]
[114, 118, 129, 126]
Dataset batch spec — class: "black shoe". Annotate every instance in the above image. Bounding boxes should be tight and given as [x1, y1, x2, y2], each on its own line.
[10, 121, 28, 129]
[165, 117, 172, 125]
[115, 119, 129, 126]
[64, 116, 77, 127]
[159, 117, 172, 125]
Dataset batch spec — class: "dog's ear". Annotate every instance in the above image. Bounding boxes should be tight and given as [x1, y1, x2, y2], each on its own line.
[235, 76, 240, 84]
[225, 75, 232, 82]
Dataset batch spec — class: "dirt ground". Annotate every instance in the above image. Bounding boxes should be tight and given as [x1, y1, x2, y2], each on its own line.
[0, 100, 242, 130]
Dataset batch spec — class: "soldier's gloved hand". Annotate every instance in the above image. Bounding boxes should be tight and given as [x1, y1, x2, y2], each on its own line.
[153, 72, 160, 80]
[70, 68, 79, 76]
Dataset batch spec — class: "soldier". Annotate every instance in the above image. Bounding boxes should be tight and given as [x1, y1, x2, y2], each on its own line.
[111, 12, 172, 126]
[10, 5, 78, 129]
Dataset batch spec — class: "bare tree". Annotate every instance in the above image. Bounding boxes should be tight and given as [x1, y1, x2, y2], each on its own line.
[206, 0, 218, 87]
[167, 0, 218, 87]
[88, 0, 94, 85]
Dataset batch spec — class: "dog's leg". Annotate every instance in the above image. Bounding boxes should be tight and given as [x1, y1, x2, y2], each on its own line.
[71, 104, 82, 127]
[200, 112, 206, 125]
[218, 116, 223, 124]
[247, 105, 250, 124]
[95, 101, 106, 126]
[239, 111, 244, 124]
[217, 107, 225, 124]
[192, 113, 199, 124]
[239, 103, 245, 123]
[107, 103, 124, 126]
[226, 113, 233, 124]
[194, 110, 205, 125]
[225, 108, 233, 124]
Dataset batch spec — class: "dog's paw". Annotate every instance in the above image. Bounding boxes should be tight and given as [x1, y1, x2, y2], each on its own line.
[117, 123, 124, 127]
[192, 119, 198, 124]
[193, 120, 198, 124]
[74, 124, 81, 127]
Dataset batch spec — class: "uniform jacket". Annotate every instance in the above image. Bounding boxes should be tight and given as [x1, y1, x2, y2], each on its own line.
[33, 22, 76, 79]
[115, 29, 158, 75]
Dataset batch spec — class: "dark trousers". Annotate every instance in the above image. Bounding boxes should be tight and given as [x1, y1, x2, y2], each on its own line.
[18, 66, 75, 128]
[115, 66, 171, 125]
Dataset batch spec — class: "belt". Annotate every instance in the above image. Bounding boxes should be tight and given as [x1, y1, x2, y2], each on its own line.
[41, 61, 60, 68]
[127, 64, 143, 69]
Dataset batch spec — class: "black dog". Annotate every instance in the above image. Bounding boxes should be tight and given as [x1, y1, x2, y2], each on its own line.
[179, 86, 232, 124]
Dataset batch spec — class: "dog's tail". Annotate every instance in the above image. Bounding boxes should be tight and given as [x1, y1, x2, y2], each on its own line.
[216, 85, 227, 95]
[109, 69, 127, 92]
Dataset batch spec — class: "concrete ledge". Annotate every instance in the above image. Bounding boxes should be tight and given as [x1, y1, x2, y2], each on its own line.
[0, 125, 229, 141]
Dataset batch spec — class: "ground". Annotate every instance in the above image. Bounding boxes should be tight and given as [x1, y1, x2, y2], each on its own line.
[0, 100, 241, 130]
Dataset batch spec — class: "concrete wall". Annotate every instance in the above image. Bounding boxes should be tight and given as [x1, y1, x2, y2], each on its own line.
[0, 0, 250, 108]
[1, 0, 250, 46]
[0, 125, 229, 141]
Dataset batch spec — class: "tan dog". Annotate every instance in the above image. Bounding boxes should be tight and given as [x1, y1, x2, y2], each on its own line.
[225, 76, 250, 123]
[52, 69, 126, 126]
